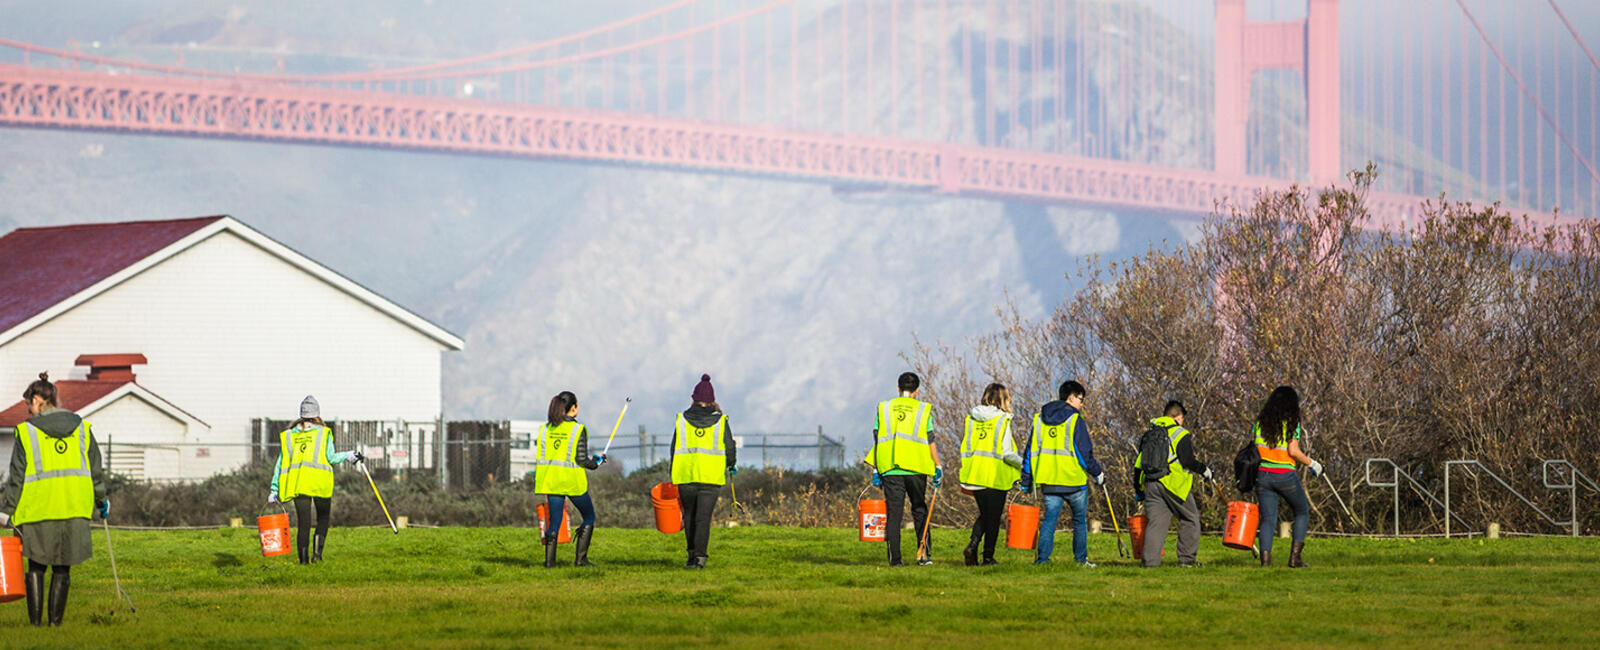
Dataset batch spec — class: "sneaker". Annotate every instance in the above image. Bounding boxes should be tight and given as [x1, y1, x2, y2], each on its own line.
[980, 558, 999, 566]
[1079, 561, 1097, 568]
[1033, 558, 1052, 565]
[1179, 560, 1202, 568]
[888, 560, 905, 567]
[916, 557, 934, 566]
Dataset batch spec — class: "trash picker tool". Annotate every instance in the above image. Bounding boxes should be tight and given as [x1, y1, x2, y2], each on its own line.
[359, 459, 399, 534]
[100, 518, 135, 613]
[1320, 471, 1363, 527]
[917, 484, 938, 562]
[1102, 483, 1129, 559]
[599, 397, 632, 457]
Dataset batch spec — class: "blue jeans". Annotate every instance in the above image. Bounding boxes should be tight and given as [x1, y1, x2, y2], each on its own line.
[1038, 489, 1089, 563]
[546, 493, 596, 539]
[1256, 470, 1309, 553]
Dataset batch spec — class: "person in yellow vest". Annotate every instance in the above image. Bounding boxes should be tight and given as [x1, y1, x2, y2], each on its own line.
[266, 396, 362, 565]
[0, 373, 107, 627]
[536, 391, 605, 568]
[1019, 380, 1104, 566]
[670, 374, 736, 569]
[958, 383, 1023, 566]
[864, 372, 944, 567]
[1253, 386, 1322, 568]
[1133, 401, 1213, 568]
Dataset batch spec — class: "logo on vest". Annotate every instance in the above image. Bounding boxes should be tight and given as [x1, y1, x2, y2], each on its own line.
[54, 439, 68, 454]
[695, 428, 707, 438]
[1048, 428, 1059, 439]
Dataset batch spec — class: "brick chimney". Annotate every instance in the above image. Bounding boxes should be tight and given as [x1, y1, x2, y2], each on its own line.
[74, 354, 148, 383]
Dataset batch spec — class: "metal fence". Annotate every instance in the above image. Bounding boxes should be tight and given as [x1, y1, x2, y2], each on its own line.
[583, 426, 849, 475]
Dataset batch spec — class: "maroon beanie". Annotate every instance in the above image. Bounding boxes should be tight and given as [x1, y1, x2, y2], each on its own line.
[692, 374, 715, 403]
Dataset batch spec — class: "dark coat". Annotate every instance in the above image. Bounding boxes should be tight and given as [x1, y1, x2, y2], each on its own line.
[0, 408, 107, 566]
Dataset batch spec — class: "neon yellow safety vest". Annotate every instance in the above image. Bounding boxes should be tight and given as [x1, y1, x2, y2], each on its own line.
[671, 414, 728, 486]
[278, 426, 335, 500]
[1029, 413, 1087, 487]
[535, 421, 588, 496]
[12, 421, 94, 525]
[864, 397, 935, 475]
[1135, 418, 1195, 501]
[959, 415, 1020, 490]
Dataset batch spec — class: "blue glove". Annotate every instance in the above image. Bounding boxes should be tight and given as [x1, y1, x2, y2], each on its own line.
[96, 500, 110, 519]
[727, 466, 738, 476]
[871, 472, 882, 487]
[1020, 483, 1032, 494]
[933, 468, 943, 488]
[1134, 491, 1145, 502]
[592, 454, 607, 465]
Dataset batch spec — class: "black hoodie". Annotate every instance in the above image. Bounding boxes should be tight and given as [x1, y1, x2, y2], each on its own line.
[669, 404, 736, 469]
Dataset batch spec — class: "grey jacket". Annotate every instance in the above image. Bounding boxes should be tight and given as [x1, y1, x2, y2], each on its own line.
[0, 408, 107, 566]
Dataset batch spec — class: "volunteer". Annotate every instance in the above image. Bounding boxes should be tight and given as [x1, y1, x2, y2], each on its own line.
[958, 383, 1023, 566]
[864, 372, 944, 566]
[669, 374, 737, 569]
[1133, 400, 1212, 568]
[1253, 386, 1322, 568]
[536, 391, 605, 568]
[1019, 380, 1105, 566]
[267, 395, 363, 565]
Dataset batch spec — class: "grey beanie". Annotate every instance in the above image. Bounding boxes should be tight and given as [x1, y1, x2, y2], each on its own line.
[299, 395, 321, 419]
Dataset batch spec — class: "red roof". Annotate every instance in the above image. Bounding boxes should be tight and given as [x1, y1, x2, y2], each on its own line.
[0, 380, 129, 427]
[0, 217, 224, 335]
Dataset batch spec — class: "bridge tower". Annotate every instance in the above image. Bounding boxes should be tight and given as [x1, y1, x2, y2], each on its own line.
[1214, 0, 1341, 183]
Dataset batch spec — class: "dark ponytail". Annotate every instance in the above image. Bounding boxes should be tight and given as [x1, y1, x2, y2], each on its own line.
[1256, 385, 1302, 445]
[547, 391, 577, 427]
[23, 372, 57, 407]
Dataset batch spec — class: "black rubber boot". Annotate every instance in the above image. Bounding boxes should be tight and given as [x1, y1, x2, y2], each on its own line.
[46, 570, 68, 627]
[573, 526, 594, 567]
[312, 534, 326, 563]
[297, 545, 309, 565]
[1288, 541, 1308, 568]
[963, 538, 979, 566]
[691, 556, 706, 569]
[24, 570, 44, 627]
[1260, 549, 1272, 567]
[542, 536, 558, 568]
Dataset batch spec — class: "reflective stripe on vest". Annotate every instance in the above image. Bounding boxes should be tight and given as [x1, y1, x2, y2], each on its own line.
[1157, 426, 1195, 501]
[278, 426, 335, 500]
[1254, 422, 1296, 469]
[13, 420, 94, 525]
[864, 397, 934, 475]
[959, 415, 1020, 490]
[671, 414, 728, 486]
[535, 421, 588, 496]
[1029, 412, 1086, 487]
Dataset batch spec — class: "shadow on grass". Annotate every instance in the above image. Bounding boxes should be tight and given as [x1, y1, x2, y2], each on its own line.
[212, 552, 244, 568]
[483, 555, 537, 568]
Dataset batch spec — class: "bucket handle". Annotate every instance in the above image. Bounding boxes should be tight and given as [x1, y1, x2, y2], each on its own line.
[258, 503, 288, 519]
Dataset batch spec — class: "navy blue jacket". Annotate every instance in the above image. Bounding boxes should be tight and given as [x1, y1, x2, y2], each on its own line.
[1021, 401, 1103, 495]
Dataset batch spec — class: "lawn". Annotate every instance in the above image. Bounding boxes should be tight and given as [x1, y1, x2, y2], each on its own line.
[3, 525, 1597, 648]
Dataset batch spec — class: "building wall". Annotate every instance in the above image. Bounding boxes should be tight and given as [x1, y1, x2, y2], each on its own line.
[0, 231, 448, 477]
[90, 393, 206, 482]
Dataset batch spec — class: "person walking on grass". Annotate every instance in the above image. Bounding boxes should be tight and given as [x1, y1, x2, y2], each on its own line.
[1133, 400, 1212, 568]
[536, 391, 605, 568]
[958, 383, 1024, 566]
[864, 372, 944, 567]
[1020, 380, 1104, 566]
[0, 373, 107, 627]
[267, 395, 363, 565]
[1253, 386, 1323, 568]
[670, 374, 737, 569]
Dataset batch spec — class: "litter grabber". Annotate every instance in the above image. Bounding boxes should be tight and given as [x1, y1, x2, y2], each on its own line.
[1102, 482, 1129, 559]
[598, 397, 632, 457]
[727, 467, 750, 524]
[101, 516, 135, 614]
[358, 458, 399, 534]
[917, 482, 939, 563]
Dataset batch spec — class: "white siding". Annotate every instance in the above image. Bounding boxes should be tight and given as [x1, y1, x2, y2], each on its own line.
[0, 230, 448, 477]
[89, 392, 204, 482]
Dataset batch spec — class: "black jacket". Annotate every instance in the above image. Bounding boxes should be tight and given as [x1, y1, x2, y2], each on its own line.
[669, 404, 736, 468]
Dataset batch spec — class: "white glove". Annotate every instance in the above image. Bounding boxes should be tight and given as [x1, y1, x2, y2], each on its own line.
[267, 491, 279, 505]
[1092, 472, 1106, 486]
[1308, 460, 1324, 477]
[1202, 468, 1215, 482]
[0, 511, 10, 526]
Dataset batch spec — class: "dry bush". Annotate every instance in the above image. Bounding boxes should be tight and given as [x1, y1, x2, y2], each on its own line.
[912, 167, 1600, 535]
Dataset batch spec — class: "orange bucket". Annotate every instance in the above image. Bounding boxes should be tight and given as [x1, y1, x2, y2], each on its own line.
[537, 503, 572, 544]
[1005, 504, 1040, 550]
[858, 499, 888, 542]
[1128, 514, 1148, 561]
[0, 536, 23, 603]
[651, 483, 683, 534]
[1223, 501, 1260, 550]
[257, 512, 292, 557]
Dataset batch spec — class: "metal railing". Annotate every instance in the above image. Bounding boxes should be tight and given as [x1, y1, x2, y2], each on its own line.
[1363, 458, 1475, 536]
[1444, 460, 1585, 538]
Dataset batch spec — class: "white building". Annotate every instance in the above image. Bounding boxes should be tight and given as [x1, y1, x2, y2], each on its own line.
[0, 216, 463, 481]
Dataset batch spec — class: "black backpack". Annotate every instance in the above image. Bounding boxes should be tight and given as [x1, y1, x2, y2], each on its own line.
[1136, 425, 1171, 481]
[1233, 440, 1261, 494]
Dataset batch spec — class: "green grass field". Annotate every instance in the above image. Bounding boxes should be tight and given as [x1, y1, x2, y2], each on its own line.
[4, 526, 1597, 648]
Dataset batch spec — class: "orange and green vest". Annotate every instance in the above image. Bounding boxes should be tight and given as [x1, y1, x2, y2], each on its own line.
[1254, 422, 1301, 472]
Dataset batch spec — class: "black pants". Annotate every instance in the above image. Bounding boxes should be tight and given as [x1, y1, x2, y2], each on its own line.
[881, 474, 930, 564]
[678, 483, 721, 560]
[293, 496, 331, 551]
[968, 488, 1007, 559]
